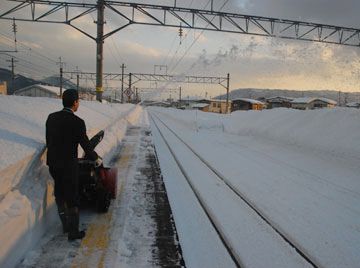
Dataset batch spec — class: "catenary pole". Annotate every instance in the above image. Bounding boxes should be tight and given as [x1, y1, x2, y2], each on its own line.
[96, 0, 105, 102]
[121, 63, 126, 103]
[226, 73, 230, 113]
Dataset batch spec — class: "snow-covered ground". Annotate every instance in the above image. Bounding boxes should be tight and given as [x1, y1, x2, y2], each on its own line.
[0, 95, 143, 267]
[149, 107, 360, 268]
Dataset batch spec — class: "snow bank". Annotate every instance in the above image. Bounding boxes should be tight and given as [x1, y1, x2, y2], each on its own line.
[225, 108, 360, 161]
[151, 107, 360, 162]
[0, 95, 143, 267]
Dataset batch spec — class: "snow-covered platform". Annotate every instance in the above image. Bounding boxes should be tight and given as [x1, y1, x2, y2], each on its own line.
[17, 124, 183, 267]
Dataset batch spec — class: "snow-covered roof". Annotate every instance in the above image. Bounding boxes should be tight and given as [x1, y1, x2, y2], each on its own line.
[183, 97, 210, 102]
[346, 102, 360, 108]
[38, 84, 62, 95]
[210, 99, 231, 103]
[192, 103, 210, 108]
[266, 96, 294, 102]
[317, 97, 337, 105]
[15, 84, 62, 96]
[232, 98, 265, 105]
[291, 97, 337, 105]
[291, 97, 316, 104]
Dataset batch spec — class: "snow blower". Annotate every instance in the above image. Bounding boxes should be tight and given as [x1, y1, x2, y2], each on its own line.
[78, 130, 117, 213]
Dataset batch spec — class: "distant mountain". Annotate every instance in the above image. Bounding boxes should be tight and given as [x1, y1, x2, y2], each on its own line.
[0, 68, 39, 94]
[217, 88, 360, 106]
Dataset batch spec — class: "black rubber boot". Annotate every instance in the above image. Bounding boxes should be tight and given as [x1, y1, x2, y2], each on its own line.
[59, 211, 69, 233]
[67, 207, 86, 241]
[56, 199, 69, 233]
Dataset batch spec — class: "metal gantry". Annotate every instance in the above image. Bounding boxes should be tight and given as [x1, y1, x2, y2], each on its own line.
[1, 0, 360, 102]
[62, 70, 229, 106]
[2, 1, 360, 47]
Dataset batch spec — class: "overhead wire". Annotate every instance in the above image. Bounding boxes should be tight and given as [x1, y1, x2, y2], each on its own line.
[166, 0, 211, 70]
[161, 0, 196, 66]
[168, 0, 231, 73]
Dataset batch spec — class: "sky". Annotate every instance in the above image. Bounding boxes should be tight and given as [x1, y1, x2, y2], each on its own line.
[1, 0, 360, 99]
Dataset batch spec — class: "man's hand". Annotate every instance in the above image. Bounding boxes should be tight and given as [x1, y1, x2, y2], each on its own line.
[95, 156, 103, 167]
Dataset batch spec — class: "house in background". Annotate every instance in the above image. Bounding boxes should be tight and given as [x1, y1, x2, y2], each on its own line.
[291, 97, 337, 110]
[208, 99, 231, 114]
[0, 81, 7, 95]
[346, 102, 360, 109]
[178, 97, 210, 109]
[266, 96, 293, 108]
[14, 84, 61, 98]
[192, 103, 210, 112]
[315, 98, 337, 108]
[231, 98, 265, 112]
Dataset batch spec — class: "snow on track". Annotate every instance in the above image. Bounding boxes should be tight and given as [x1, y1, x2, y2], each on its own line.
[151, 112, 313, 268]
[150, 107, 360, 268]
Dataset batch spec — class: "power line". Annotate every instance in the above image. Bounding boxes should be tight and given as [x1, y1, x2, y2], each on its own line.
[166, 0, 211, 70]
[162, 0, 196, 66]
[169, 0, 231, 73]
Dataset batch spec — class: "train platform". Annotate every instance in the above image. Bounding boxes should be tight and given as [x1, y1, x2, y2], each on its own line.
[18, 124, 184, 267]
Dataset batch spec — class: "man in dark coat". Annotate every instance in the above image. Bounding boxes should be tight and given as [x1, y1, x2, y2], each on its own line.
[46, 89, 100, 240]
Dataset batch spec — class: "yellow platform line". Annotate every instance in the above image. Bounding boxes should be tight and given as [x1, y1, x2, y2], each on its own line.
[72, 144, 135, 267]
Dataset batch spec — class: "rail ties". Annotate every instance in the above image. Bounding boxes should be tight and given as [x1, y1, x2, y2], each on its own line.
[150, 112, 318, 268]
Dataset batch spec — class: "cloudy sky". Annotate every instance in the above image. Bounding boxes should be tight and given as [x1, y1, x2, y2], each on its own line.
[1, 0, 360, 99]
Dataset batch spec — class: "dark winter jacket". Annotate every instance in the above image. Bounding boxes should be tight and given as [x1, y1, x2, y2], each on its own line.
[46, 108, 98, 167]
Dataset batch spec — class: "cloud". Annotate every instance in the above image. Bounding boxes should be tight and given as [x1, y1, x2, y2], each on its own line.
[123, 41, 162, 58]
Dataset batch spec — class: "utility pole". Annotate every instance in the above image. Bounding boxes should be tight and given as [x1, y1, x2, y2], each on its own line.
[56, 57, 65, 97]
[121, 63, 126, 103]
[6, 56, 18, 93]
[179, 86, 182, 107]
[96, 0, 105, 102]
[128, 73, 132, 103]
[1, 18, 17, 53]
[226, 73, 230, 113]
[75, 66, 80, 91]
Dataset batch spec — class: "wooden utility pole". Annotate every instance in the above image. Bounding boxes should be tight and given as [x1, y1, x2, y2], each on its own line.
[56, 57, 65, 96]
[96, 0, 105, 102]
[121, 63, 126, 103]
[75, 66, 80, 91]
[6, 57, 17, 93]
[226, 73, 230, 113]
[128, 73, 132, 102]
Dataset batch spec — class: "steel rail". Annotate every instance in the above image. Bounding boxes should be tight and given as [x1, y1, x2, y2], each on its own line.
[150, 111, 319, 268]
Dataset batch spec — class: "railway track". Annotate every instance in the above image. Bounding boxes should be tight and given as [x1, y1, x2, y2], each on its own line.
[150, 111, 319, 268]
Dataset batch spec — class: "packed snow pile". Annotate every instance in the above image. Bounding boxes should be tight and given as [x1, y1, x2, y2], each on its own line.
[0, 95, 143, 267]
[152, 107, 360, 162]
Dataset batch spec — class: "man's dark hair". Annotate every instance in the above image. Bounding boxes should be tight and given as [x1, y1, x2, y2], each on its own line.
[62, 89, 79, 108]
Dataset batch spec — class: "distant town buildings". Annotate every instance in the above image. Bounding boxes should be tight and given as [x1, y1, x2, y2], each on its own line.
[231, 98, 265, 112]
[208, 99, 231, 114]
[191, 103, 210, 112]
[290, 97, 337, 110]
[266, 96, 293, 108]
[0, 81, 7, 95]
